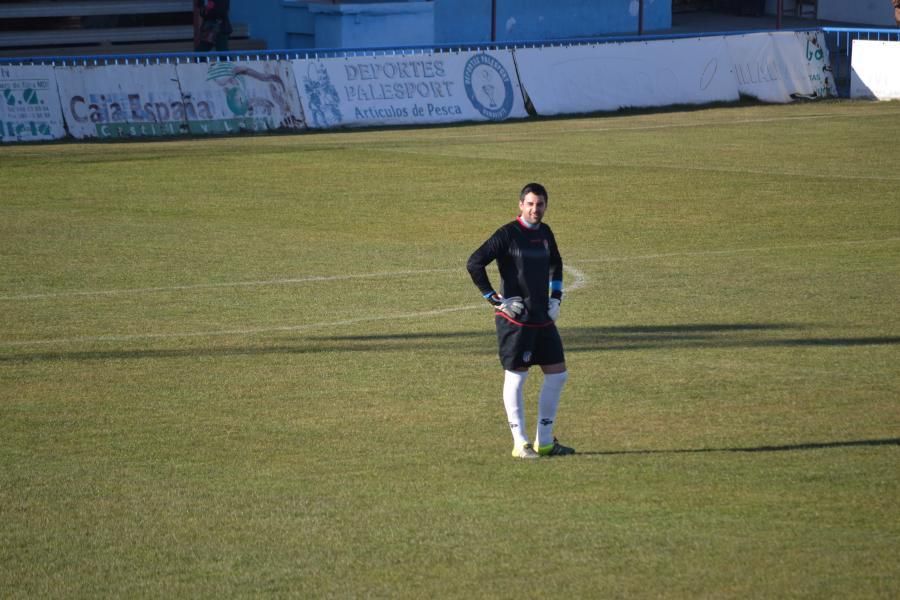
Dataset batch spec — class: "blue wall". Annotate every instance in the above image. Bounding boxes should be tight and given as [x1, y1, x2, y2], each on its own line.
[435, 0, 672, 45]
[230, 0, 290, 49]
[231, 1, 432, 50]
[433, 0, 492, 44]
[309, 2, 434, 49]
[231, 1, 673, 51]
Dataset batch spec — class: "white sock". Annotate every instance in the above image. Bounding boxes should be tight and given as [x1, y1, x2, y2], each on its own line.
[536, 370, 568, 449]
[503, 369, 529, 447]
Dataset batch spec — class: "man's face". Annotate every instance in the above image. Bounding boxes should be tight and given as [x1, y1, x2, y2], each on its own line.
[519, 192, 547, 225]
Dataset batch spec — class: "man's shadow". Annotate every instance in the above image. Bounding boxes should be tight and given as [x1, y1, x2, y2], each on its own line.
[2, 322, 900, 363]
[577, 437, 900, 456]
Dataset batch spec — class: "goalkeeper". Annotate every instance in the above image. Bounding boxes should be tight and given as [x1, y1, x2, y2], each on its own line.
[466, 183, 574, 459]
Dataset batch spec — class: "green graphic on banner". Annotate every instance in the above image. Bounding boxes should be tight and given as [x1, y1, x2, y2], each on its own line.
[2, 119, 52, 137]
[804, 33, 834, 98]
[94, 121, 183, 138]
[4, 87, 41, 106]
[2, 80, 49, 105]
[91, 117, 276, 137]
[188, 117, 277, 135]
[0, 73, 61, 142]
[187, 61, 303, 131]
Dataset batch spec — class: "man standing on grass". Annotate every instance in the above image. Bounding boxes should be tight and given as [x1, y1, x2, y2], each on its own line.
[467, 183, 575, 459]
[195, 0, 232, 52]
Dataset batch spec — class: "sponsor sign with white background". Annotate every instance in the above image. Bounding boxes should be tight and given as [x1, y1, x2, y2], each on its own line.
[175, 60, 306, 134]
[291, 50, 528, 128]
[513, 37, 741, 116]
[796, 30, 837, 99]
[55, 63, 187, 139]
[0, 65, 66, 142]
[727, 31, 832, 103]
[850, 40, 900, 100]
[4, 33, 838, 143]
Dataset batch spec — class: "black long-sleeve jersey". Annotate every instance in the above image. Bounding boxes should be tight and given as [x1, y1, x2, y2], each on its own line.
[194, 0, 231, 21]
[467, 217, 563, 324]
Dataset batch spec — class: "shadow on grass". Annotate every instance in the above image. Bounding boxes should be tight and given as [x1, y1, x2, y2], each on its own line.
[309, 323, 900, 351]
[578, 437, 900, 456]
[2, 323, 900, 363]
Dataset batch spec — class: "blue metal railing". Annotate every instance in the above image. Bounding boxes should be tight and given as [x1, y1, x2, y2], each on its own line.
[0, 26, 896, 68]
[0, 27, 827, 67]
[819, 27, 900, 97]
[822, 26, 900, 57]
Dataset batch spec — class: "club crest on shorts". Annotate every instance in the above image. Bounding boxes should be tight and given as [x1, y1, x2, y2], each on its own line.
[522, 351, 532, 363]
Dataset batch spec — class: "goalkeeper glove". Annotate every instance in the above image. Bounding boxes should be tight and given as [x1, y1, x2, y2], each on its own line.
[548, 298, 561, 321]
[487, 293, 526, 320]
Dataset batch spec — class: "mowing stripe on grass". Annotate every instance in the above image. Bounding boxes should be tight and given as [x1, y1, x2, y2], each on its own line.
[278, 108, 900, 147]
[549, 111, 900, 138]
[573, 237, 900, 264]
[376, 145, 900, 182]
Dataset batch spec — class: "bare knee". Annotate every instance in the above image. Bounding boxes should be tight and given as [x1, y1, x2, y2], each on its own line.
[541, 362, 567, 375]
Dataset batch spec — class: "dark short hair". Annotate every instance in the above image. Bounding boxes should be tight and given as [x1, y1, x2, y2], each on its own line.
[520, 182, 548, 203]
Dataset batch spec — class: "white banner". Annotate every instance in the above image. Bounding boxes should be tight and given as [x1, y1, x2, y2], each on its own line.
[0, 65, 66, 142]
[291, 50, 528, 128]
[796, 31, 837, 99]
[513, 37, 740, 116]
[55, 63, 187, 139]
[726, 32, 819, 102]
[175, 61, 306, 134]
[850, 40, 900, 100]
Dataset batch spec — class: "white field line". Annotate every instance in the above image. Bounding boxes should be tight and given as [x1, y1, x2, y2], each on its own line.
[3, 237, 896, 348]
[565, 264, 587, 291]
[0, 305, 482, 348]
[0, 265, 588, 348]
[0, 268, 458, 301]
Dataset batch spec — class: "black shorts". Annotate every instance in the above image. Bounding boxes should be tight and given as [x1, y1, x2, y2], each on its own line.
[495, 314, 565, 371]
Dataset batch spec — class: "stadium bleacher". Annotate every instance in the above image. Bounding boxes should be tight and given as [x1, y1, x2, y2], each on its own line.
[0, 0, 264, 57]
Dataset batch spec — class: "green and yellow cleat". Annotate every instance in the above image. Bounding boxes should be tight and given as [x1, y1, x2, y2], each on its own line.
[511, 442, 540, 459]
[536, 438, 575, 457]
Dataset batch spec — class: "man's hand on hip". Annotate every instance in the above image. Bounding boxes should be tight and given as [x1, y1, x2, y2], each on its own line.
[489, 294, 526, 320]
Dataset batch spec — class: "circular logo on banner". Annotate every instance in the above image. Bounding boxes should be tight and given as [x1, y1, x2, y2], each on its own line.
[463, 53, 514, 121]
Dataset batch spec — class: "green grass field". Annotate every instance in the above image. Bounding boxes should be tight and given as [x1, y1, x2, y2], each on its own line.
[2, 100, 899, 597]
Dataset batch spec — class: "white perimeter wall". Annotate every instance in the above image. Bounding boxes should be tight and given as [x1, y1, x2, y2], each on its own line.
[850, 40, 900, 99]
[0, 31, 848, 143]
